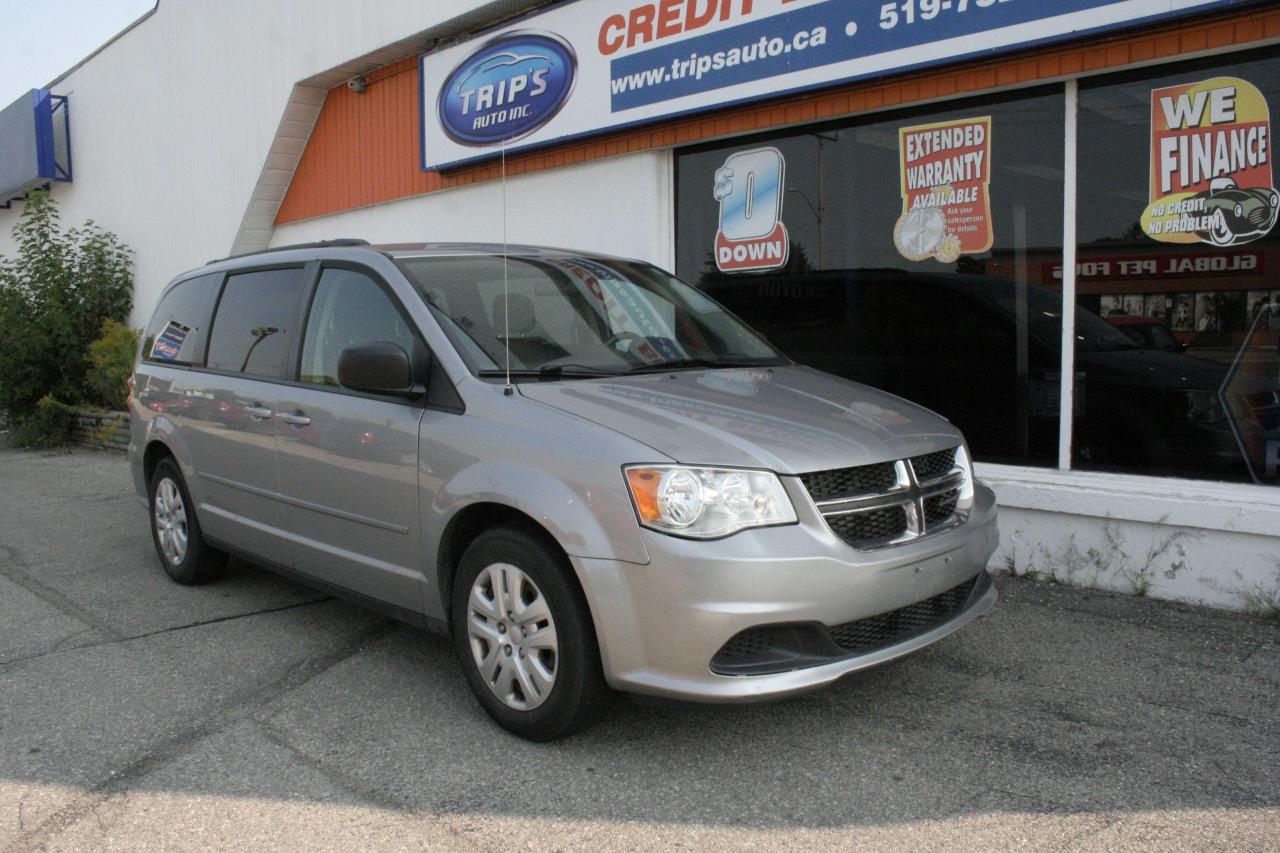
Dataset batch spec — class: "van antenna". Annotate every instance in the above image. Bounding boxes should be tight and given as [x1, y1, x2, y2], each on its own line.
[501, 136, 513, 396]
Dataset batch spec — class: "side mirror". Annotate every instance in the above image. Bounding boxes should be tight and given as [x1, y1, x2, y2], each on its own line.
[337, 342, 418, 396]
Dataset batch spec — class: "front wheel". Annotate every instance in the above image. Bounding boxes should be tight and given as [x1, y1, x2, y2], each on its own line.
[451, 525, 611, 741]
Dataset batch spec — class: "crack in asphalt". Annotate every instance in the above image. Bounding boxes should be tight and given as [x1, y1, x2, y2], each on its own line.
[0, 545, 126, 642]
[251, 718, 484, 851]
[120, 597, 333, 643]
[0, 597, 334, 672]
[3, 619, 399, 852]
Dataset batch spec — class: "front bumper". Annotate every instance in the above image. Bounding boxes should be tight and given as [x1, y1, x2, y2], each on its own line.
[573, 481, 999, 703]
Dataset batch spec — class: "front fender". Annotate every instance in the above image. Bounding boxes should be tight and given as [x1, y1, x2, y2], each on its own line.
[430, 461, 651, 567]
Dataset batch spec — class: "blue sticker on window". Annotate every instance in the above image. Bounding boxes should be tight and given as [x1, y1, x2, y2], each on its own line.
[150, 321, 191, 362]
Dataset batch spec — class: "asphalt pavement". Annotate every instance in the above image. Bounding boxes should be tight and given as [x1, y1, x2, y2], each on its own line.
[1, 445, 1277, 851]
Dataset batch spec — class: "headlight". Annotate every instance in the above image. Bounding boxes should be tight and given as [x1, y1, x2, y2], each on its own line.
[1234, 203, 1244, 218]
[624, 465, 797, 538]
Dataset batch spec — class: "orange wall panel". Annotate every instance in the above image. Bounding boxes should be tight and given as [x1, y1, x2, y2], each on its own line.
[276, 8, 1280, 226]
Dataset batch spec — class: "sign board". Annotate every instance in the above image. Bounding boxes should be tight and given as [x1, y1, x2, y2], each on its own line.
[894, 116, 992, 263]
[1142, 76, 1277, 247]
[713, 147, 790, 272]
[1046, 250, 1263, 280]
[0, 89, 70, 203]
[420, 0, 1253, 171]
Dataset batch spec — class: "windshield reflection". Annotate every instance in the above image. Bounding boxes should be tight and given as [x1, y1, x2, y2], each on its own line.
[396, 255, 784, 377]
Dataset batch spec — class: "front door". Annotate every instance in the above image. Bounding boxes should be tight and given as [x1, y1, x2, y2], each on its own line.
[272, 265, 425, 611]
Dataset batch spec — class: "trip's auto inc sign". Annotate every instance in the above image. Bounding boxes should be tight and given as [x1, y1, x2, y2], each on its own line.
[420, 0, 1254, 172]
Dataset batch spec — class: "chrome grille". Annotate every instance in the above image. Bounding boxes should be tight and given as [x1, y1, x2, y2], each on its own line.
[800, 446, 967, 550]
[799, 462, 897, 502]
[923, 489, 961, 528]
[1248, 207, 1268, 226]
[826, 505, 909, 547]
[910, 448, 956, 482]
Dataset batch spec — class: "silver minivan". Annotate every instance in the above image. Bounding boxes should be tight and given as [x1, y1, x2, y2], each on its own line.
[130, 240, 998, 740]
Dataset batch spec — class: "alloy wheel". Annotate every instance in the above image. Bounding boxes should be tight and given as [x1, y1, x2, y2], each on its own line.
[153, 477, 189, 566]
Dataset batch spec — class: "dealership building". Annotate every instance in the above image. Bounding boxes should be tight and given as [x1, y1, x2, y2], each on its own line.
[2, 0, 1279, 611]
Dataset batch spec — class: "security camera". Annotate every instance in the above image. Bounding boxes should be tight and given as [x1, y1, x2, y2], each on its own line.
[347, 75, 368, 95]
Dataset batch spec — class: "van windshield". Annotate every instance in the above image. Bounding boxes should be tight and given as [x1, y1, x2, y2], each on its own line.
[396, 255, 785, 377]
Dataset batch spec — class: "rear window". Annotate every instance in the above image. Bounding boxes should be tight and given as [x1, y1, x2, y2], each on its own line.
[142, 273, 221, 365]
[205, 268, 306, 379]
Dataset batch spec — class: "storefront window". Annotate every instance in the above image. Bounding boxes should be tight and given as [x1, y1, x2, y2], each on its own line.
[1076, 50, 1280, 484]
[675, 89, 1065, 467]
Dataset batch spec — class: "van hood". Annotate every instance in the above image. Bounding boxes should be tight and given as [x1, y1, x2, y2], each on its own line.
[517, 365, 962, 474]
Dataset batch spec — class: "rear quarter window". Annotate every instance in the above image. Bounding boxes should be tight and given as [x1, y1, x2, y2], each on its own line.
[142, 273, 222, 365]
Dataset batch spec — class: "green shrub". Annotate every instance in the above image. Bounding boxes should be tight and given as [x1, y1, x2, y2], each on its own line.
[0, 190, 134, 423]
[87, 319, 140, 410]
[10, 394, 76, 449]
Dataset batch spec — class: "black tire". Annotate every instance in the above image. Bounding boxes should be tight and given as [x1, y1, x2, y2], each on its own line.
[451, 525, 612, 741]
[148, 457, 226, 585]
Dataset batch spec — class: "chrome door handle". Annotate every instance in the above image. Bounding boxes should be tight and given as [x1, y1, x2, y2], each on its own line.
[276, 411, 311, 427]
[245, 405, 273, 419]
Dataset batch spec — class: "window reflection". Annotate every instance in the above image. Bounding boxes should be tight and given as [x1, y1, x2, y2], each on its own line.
[1075, 50, 1280, 484]
[676, 89, 1066, 468]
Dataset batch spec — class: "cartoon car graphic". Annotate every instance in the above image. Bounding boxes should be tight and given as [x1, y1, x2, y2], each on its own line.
[1195, 177, 1280, 246]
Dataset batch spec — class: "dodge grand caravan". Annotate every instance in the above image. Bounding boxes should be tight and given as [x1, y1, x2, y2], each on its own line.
[130, 240, 999, 740]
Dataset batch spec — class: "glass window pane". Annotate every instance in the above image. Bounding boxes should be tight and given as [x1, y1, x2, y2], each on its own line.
[142, 274, 220, 365]
[675, 88, 1066, 467]
[205, 268, 305, 379]
[1076, 49, 1280, 484]
[300, 268, 417, 386]
[397, 255, 781, 373]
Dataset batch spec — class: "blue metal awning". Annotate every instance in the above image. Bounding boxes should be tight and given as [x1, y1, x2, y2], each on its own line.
[0, 89, 72, 208]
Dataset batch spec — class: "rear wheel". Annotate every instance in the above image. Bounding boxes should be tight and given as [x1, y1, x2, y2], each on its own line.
[149, 458, 226, 585]
[451, 525, 611, 741]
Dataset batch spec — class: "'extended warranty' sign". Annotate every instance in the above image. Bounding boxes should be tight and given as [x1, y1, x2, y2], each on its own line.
[420, 0, 1253, 172]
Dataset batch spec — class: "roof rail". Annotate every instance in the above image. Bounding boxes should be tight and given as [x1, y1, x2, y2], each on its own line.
[206, 238, 370, 265]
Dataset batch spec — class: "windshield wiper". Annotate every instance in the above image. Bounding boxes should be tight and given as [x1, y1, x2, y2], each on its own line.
[625, 358, 779, 374]
[477, 364, 620, 381]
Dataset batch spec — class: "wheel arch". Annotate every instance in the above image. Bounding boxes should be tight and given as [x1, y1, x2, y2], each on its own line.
[143, 438, 176, 485]
[437, 503, 573, 628]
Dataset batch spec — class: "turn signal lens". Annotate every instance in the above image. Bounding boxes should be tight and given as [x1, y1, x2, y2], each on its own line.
[625, 467, 663, 523]
[624, 465, 797, 539]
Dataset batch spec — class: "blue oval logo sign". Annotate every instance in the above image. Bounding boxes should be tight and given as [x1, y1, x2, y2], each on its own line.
[437, 31, 576, 147]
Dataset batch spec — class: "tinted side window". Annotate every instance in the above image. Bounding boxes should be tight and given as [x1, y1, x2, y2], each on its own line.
[300, 267, 417, 386]
[205, 268, 306, 379]
[142, 274, 220, 365]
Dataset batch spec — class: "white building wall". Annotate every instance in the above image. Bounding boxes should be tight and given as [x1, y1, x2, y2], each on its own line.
[269, 151, 676, 270]
[0, 0, 537, 325]
[978, 465, 1280, 615]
